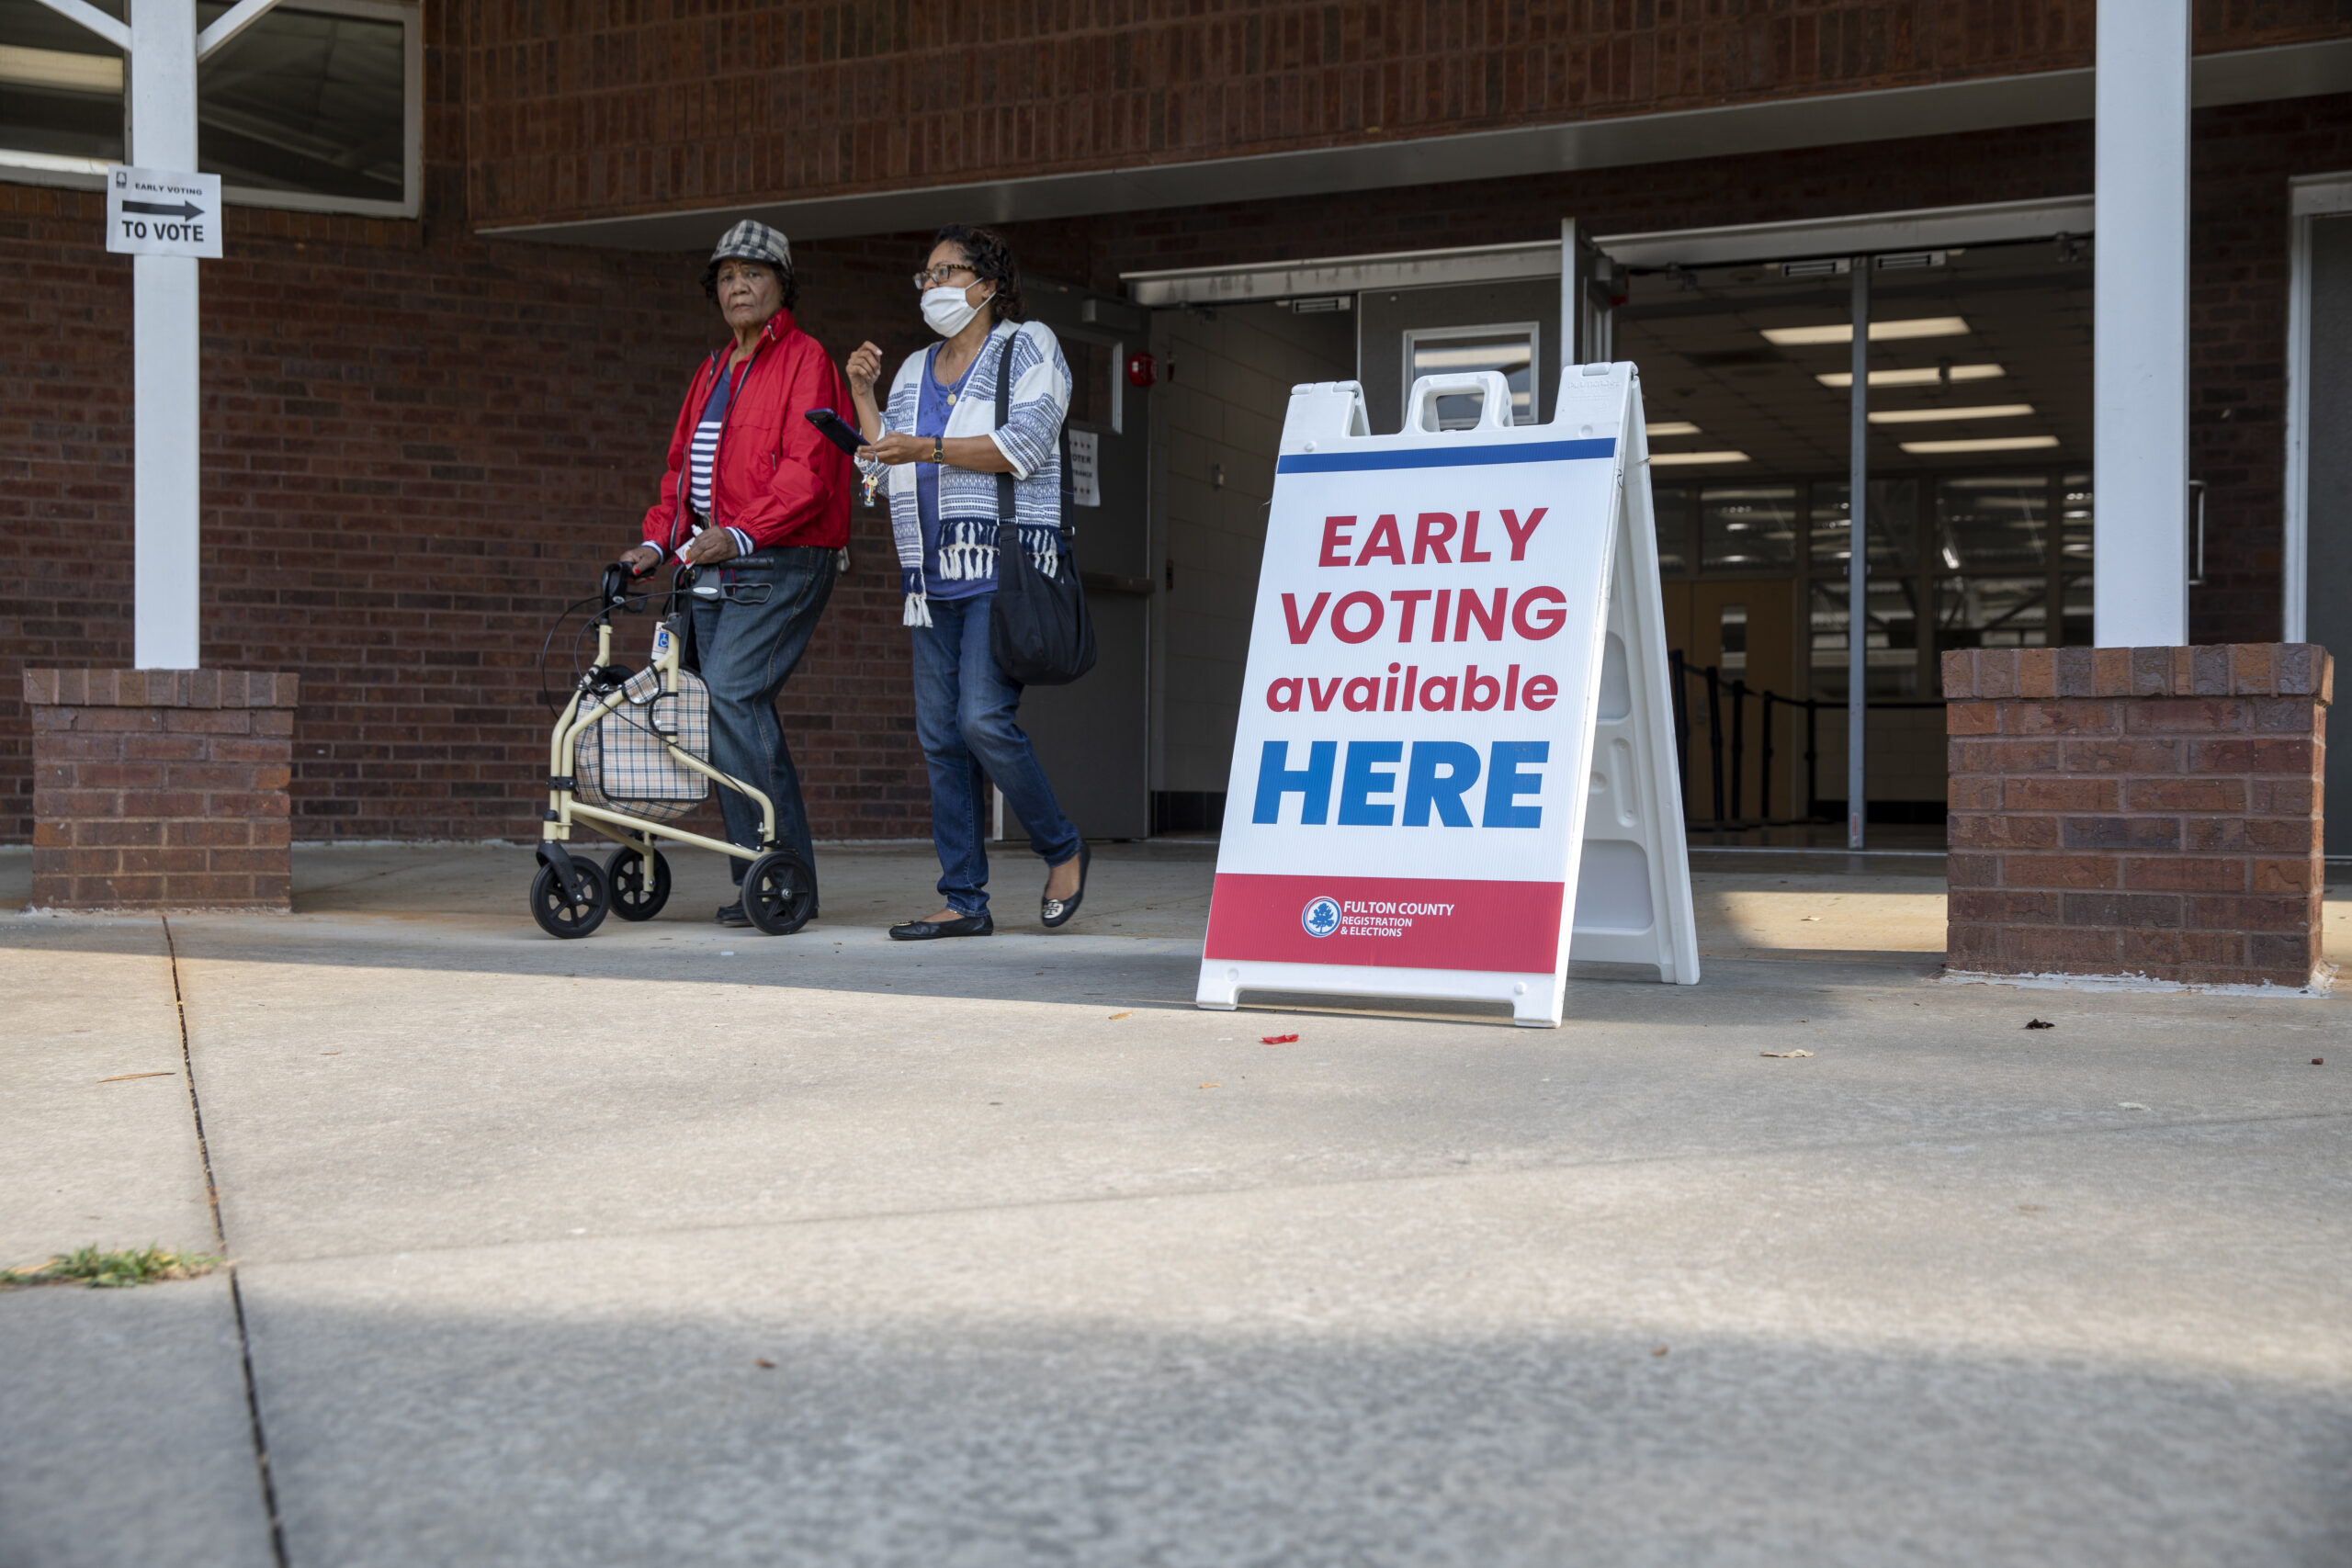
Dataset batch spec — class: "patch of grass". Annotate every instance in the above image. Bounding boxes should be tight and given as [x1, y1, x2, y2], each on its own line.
[2, 1244, 224, 1290]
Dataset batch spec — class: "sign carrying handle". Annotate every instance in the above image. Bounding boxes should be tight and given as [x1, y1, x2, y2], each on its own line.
[1405, 370, 1517, 433]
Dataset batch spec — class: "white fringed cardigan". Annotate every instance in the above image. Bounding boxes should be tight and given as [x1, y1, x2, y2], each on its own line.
[880, 319, 1072, 626]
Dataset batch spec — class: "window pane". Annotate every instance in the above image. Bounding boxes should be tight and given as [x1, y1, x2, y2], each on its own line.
[2061, 572, 2094, 646]
[2058, 471, 2093, 570]
[1719, 604, 1748, 679]
[1937, 576, 2050, 669]
[1701, 485, 1796, 570]
[0, 3, 409, 203]
[1653, 486, 1690, 574]
[197, 4, 407, 203]
[0, 2, 126, 163]
[1809, 478, 1918, 572]
[1936, 474, 2048, 571]
[1407, 329, 1537, 428]
[1811, 577, 1921, 698]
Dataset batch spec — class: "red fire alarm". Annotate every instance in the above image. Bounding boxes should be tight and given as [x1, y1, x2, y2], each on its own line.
[1125, 351, 1158, 389]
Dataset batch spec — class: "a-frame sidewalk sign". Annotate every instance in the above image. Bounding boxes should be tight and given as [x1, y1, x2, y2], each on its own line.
[1195, 363, 1700, 1028]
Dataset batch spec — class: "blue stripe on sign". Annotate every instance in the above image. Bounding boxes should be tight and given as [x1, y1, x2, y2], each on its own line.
[1275, 437, 1617, 474]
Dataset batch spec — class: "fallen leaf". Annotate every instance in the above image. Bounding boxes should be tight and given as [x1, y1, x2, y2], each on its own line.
[1108, 1011, 1133, 1021]
[97, 1071, 173, 1083]
[753, 1358, 775, 1370]
[1651, 1347, 1668, 1357]
[2018, 1203, 2046, 1213]
[1759, 1049, 1814, 1059]
[2025, 1018, 2055, 1030]
[2313, 1058, 2325, 1066]
[1201, 1082, 1220, 1089]
[1261, 1033, 1298, 1044]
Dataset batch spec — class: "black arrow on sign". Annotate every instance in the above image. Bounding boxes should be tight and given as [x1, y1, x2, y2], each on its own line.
[121, 199, 204, 219]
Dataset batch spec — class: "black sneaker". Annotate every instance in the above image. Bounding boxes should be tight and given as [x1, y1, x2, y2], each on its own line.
[716, 901, 751, 927]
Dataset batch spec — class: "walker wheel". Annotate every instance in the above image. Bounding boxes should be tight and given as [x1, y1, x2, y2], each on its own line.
[740, 850, 815, 935]
[606, 844, 672, 921]
[529, 857, 609, 939]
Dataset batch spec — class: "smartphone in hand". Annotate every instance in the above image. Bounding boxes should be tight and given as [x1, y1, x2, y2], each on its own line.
[804, 408, 866, 457]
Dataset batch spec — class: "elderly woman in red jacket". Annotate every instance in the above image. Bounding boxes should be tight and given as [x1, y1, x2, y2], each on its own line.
[619, 222, 854, 927]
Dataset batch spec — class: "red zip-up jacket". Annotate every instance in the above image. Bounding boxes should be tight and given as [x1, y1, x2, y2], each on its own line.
[639, 307, 854, 559]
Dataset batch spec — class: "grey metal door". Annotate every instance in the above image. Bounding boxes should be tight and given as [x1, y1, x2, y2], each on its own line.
[1006, 280, 1153, 840]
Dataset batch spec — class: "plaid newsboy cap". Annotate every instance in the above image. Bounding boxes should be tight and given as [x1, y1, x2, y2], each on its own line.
[708, 220, 791, 272]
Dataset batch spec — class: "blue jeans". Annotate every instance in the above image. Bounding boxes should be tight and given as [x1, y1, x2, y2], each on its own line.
[687, 547, 833, 887]
[910, 593, 1082, 916]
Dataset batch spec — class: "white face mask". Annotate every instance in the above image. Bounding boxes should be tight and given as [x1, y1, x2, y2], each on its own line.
[922, 284, 989, 338]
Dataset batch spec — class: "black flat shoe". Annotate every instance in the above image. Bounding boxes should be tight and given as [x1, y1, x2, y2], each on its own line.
[888, 911, 994, 941]
[1041, 841, 1091, 929]
[716, 900, 751, 927]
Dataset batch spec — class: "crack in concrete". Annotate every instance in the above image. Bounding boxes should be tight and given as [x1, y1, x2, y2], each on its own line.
[164, 914, 290, 1568]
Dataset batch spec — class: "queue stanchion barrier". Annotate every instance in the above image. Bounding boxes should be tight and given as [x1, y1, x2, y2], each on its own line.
[1704, 663, 1725, 828]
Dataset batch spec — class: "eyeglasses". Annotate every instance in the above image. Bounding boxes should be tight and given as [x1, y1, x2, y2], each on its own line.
[912, 264, 979, 289]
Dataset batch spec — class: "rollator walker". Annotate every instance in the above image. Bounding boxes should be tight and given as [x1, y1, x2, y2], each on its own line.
[528, 562, 816, 940]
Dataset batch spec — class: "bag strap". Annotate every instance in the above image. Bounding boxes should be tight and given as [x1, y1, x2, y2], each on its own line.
[994, 329, 1015, 529]
[991, 325, 1076, 552]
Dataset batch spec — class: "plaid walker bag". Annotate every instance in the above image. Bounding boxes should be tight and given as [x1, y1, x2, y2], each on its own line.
[573, 665, 712, 824]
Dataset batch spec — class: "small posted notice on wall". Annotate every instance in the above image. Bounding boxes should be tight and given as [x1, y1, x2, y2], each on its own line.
[1069, 428, 1102, 507]
[106, 166, 223, 260]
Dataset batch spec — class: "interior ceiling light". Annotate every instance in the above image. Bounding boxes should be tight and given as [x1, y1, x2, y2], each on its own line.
[1760, 316, 1970, 346]
[0, 44, 123, 93]
[1645, 421, 1702, 436]
[1898, 435, 2062, 454]
[1815, 364, 2006, 389]
[1651, 450, 1751, 467]
[1867, 403, 2035, 425]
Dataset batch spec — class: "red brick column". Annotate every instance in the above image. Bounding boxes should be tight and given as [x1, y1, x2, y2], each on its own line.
[26, 670, 300, 911]
[1942, 646, 2331, 988]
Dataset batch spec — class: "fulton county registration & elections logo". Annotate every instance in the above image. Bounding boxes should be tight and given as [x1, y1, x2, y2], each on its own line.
[1301, 896, 1341, 938]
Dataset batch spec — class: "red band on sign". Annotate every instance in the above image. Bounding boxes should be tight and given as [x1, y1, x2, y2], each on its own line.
[1204, 874, 1565, 972]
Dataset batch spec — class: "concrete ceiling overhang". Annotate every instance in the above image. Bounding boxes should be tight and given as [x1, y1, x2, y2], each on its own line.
[477, 38, 2352, 254]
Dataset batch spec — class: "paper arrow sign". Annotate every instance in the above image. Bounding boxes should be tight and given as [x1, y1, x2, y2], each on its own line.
[121, 198, 206, 220]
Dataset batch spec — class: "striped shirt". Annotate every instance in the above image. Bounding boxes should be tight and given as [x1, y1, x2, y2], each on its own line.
[687, 359, 740, 517]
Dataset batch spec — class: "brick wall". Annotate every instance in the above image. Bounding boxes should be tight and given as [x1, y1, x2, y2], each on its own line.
[1943, 645, 2331, 988]
[6, 12, 2351, 845]
[0, 0, 947, 845]
[461, 1, 2351, 231]
[27, 669, 299, 909]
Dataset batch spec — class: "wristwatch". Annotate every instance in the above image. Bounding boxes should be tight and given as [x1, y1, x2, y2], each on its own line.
[932, 435, 944, 464]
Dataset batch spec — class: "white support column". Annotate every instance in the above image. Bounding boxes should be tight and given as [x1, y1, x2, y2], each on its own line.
[129, 0, 202, 670]
[2094, 0, 2192, 649]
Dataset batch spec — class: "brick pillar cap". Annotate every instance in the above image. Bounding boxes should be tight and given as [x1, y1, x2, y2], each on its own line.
[24, 670, 300, 709]
[1940, 645, 2331, 704]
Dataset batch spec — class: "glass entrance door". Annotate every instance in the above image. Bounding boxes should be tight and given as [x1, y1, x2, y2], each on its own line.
[1614, 239, 2093, 832]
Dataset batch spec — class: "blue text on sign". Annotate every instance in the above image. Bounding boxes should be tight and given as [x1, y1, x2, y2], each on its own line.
[1251, 739, 1548, 829]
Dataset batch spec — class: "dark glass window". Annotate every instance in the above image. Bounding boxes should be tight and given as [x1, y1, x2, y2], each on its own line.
[0, 0, 410, 209]
[1653, 486, 1690, 575]
[1701, 485, 1797, 570]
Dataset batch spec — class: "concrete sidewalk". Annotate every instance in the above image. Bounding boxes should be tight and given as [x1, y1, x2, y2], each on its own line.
[4, 842, 2349, 1566]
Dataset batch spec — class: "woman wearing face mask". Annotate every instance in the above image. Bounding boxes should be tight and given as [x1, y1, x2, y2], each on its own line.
[844, 225, 1090, 941]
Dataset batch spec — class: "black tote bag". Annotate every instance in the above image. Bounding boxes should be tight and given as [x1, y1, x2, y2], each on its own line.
[987, 333, 1098, 686]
